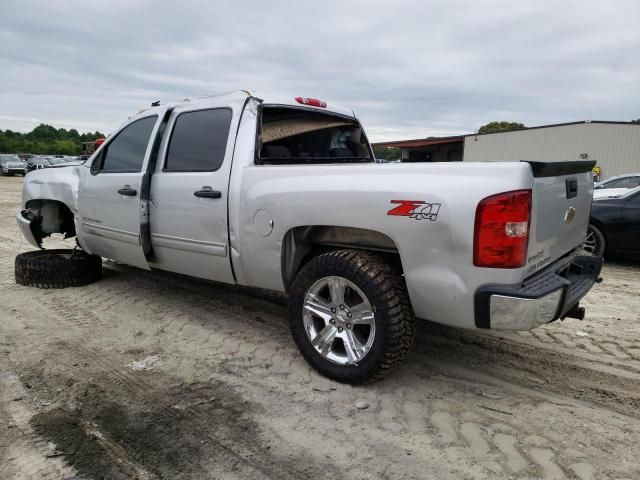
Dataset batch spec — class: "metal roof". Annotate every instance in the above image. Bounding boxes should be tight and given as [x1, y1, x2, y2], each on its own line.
[373, 120, 639, 148]
[372, 135, 464, 148]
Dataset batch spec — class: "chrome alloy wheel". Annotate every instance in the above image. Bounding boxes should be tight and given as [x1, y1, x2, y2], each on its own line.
[582, 229, 598, 254]
[302, 275, 375, 365]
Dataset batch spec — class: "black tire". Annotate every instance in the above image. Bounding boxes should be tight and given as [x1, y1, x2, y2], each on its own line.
[583, 224, 606, 257]
[289, 250, 415, 384]
[15, 249, 102, 288]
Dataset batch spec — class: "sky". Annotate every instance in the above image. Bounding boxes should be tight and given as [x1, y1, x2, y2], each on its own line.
[1, 0, 639, 142]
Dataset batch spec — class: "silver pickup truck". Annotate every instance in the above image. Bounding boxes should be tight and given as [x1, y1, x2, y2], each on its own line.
[16, 91, 602, 383]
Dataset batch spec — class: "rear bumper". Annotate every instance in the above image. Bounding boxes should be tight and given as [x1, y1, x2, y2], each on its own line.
[474, 252, 603, 330]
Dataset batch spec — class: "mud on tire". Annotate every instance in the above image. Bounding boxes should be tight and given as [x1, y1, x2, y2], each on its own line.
[15, 249, 102, 288]
[289, 250, 416, 384]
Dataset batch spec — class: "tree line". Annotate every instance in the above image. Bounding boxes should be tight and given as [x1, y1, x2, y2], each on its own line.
[0, 124, 105, 156]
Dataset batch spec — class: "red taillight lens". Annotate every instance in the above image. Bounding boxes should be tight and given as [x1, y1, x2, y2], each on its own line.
[295, 96, 327, 108]
[473, 189, 532, 268]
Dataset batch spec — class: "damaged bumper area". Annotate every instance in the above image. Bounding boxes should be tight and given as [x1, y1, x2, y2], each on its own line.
[475, 252, 603, 330]
[17, 210, 42, 249]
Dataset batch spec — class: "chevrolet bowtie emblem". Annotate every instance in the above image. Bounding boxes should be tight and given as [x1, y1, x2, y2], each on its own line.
[564, 206, 576, 224]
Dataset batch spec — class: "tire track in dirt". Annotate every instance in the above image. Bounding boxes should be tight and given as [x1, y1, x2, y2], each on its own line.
[14, 271, 334, 480]
[413, 324, 640, 418]
[0, 374, 79, 480]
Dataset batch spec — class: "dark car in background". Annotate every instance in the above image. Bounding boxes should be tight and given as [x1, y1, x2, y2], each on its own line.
[584, 186, 640, 259]
[0, 154, 28, 176]
[26, 157, 53, 172]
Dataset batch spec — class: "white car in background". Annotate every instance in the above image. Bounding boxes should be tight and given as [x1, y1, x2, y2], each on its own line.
[594, 173, 640, 198]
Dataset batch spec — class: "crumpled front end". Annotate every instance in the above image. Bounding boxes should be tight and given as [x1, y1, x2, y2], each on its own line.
[16, 210, 41, 248]
[17, 166, 81, 248]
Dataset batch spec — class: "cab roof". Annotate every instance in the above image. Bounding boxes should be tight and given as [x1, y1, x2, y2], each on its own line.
[133, 90, 356, 120]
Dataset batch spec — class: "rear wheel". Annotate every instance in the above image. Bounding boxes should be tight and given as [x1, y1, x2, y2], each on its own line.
[288, 250, 415, 383]
[583, 224, 606, 257]
[15, 249, 102, 288]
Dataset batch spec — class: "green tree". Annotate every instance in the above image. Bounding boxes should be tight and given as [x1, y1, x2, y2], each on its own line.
[373, 146, 402, 161]
[631, 118, 640, 124]
[0, 124, 105, 155]
[477, 121, 526, 134]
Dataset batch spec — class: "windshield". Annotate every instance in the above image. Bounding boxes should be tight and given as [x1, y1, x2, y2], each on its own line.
[258, 107, 372, 164]
[602, 176, 640, 189]
[0, 155, 21, 163]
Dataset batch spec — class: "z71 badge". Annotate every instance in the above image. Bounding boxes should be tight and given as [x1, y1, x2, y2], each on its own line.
[387, 200, 441, 221]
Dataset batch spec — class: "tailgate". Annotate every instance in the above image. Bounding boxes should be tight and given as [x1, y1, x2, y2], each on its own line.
[524, 161, 595, 275]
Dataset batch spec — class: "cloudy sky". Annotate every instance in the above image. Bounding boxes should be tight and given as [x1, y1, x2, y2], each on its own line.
[1, 0, 639, 141]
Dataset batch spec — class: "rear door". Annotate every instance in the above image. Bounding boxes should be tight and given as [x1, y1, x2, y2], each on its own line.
[525, 161, 596, 273]
[78, 115, 159, 269]
[148, 104, 236, 283]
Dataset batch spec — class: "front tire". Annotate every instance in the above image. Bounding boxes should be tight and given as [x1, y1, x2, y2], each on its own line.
[583, 224, 606, 257]
[289, 250, 415, 383]
[15, 249, 102, 288]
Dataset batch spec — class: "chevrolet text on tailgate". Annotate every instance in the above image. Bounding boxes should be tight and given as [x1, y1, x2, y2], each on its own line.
[15, 91, 603, 383]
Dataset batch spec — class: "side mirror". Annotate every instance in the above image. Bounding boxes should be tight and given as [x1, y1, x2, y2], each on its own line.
[89, 151, 102, 175]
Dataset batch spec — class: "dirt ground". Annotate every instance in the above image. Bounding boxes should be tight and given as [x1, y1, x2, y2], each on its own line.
[0, 175, 639, 480]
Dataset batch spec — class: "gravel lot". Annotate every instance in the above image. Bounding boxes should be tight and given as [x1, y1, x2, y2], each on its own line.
[1, 175, 639, 479]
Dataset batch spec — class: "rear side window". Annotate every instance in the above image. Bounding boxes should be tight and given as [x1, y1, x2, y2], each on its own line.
[101, 116, 157, 172]
[164, 108, 232, 172]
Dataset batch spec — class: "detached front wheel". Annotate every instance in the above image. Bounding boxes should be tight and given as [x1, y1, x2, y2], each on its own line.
[289, 250, 415, 383]
[15, 249, 102, 288]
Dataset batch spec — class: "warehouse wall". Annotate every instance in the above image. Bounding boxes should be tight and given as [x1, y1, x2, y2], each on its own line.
[463, 123, 640, 180]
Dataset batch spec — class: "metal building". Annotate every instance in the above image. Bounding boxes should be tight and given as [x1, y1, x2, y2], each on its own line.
[463, 121, 640, 180]
[374, 121, 640, 181]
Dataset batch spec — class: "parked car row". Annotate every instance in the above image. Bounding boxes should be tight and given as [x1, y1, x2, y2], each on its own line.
[0, 154, 82, 175]
[0, 154, 28, 175]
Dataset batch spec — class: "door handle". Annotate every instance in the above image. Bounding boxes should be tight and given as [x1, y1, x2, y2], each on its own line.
[117, 185, 137, 196]
[194, 186, 222, 199]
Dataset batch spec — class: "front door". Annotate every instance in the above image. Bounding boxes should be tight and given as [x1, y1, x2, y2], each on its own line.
[149, 105, 236, 283]
[78, 114, 160, 269]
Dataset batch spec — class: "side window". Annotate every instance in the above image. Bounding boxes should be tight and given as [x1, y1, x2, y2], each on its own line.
[100, 116, 157, 173]
[164, 108, 232, 172]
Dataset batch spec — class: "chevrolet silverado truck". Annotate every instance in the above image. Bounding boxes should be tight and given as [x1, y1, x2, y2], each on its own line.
[15, 91, 603, 383]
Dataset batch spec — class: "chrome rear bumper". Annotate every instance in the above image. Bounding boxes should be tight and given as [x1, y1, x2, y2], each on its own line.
[475, 252, 603, 331]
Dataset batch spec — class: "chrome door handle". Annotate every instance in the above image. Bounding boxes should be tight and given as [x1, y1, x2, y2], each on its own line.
[117, 185, 137, 196]
[194, 186, 222, 199]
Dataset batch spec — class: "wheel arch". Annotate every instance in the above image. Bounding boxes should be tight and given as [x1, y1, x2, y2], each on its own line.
[23, 199, 76, 246]
[281, 225, 403, 292]
[587, 218, 609, 254]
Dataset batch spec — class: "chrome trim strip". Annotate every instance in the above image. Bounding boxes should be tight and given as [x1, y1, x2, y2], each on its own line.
[151, 233, 227, 256]
[82, 222, 141, 246]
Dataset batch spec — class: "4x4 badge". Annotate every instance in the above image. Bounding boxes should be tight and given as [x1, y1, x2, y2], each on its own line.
[388, 200, 441, 221]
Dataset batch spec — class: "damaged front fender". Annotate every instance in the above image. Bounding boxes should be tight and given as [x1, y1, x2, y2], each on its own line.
[21, 166, 80, 212]
[17, 166, 81, 248]
[16, 210, 42, 249]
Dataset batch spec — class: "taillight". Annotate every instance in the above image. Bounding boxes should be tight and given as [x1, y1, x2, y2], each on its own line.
[295, 97, 327, 108]
[474, 189, 532, 268]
